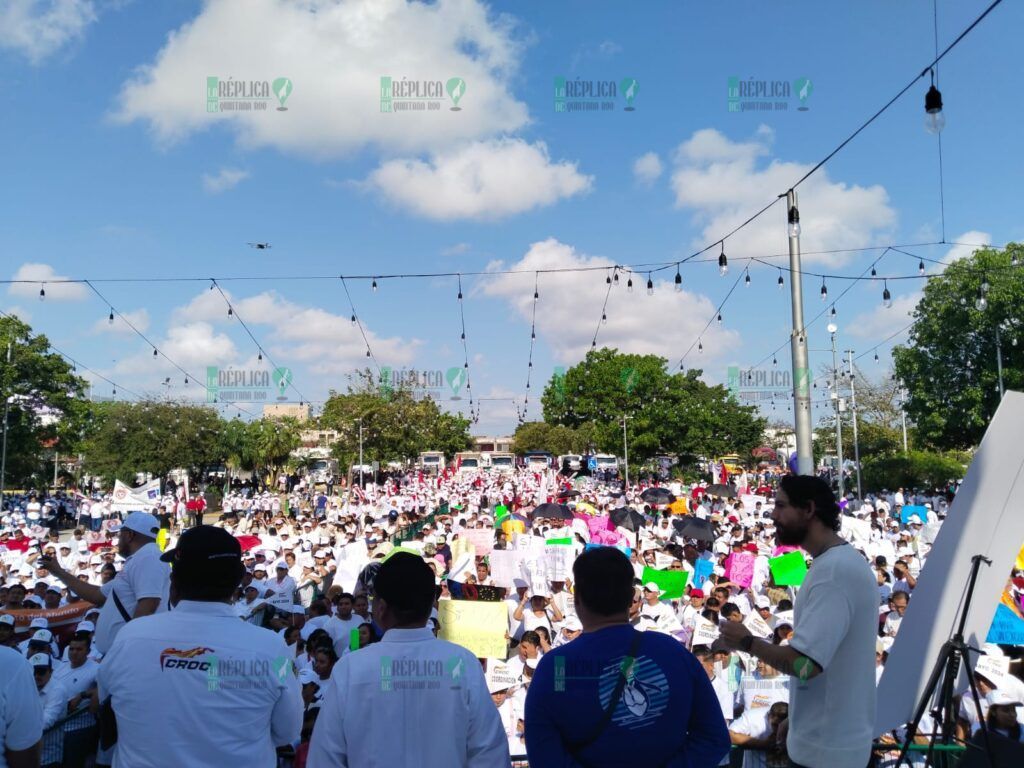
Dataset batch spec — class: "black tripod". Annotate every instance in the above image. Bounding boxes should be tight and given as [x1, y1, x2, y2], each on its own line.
[896, 554, 995, 768]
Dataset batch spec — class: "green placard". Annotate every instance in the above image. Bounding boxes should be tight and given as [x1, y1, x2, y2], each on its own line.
[546, 537, 573, 546]
[768, 551, 808, 586]
[641, 566, 689, 600]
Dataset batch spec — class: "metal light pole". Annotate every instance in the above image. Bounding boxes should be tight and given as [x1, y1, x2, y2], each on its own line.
[898, 382, 909, 453]
[358, 417, 364, 488]
[786, 190, 814, 475]
[829, 326, 844, 499]
[996, 324, 1005, 399]
[846, 350, 863, 499]
[0, 343, 11, 504]
[621, 415, 631, 486]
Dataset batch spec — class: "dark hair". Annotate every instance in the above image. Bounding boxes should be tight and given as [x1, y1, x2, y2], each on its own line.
[704, 597, 721, 611]
[720, 602, 741, 619]
[535, 626, 551, 643]
[777, 598, 793, 612]
[335, 592, 354, 604]
[173, 559, 244, 601]
[69, 631, 91, 648]
[314, 645, 339, 664]
[891, 590, 910, 603]
[572, 547, 634, 617]
[520, 631, 541, 648]
[779, 475, 841, 532]
[373, 553, 435, 625]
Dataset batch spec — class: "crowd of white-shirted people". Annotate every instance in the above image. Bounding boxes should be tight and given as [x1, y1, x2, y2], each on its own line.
[0, 456, 1022, 768]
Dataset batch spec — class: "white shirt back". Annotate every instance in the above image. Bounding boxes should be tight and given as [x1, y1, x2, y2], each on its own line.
[0, 647, 43, 767]
[94, 542, 170, 653]
[98, 600, 302, 768]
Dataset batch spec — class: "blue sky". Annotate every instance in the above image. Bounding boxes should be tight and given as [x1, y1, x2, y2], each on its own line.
[1, 0, 1021, 435]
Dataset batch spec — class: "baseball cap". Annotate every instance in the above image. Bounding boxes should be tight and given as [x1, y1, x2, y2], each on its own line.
[159, 526, 242, 573]
[563, 616, 582, 632]
[374, 552, 435, 613]
[274, 561, 288, 571]
[689, 589, 705, 599]
[643, 582, 661, 595]
[28, 653, 52, 670]
[0, 615, 14, 627]
[754, 596, 771, 609]
[122, 511, 160, 538]
[987, 689, 1022, 707]
[29, 617, 48, 630]
[31, 629, 53, 644]
[76, 621, 96, 633]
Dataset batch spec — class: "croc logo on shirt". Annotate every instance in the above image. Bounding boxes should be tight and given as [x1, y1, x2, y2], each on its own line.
[160, 646, 215, 671]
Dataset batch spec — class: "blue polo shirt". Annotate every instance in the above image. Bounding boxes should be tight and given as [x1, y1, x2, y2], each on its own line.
[524, 624, 730, 767]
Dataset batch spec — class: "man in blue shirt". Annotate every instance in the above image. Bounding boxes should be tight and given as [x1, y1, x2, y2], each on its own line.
[525, 547, 730, 767]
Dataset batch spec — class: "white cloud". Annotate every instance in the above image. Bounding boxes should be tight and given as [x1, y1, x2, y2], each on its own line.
[8, 263, 87, 301]
[0, 0, 96, 64]
[92, 308, 150, 335]
[114, 0, 529, 157]
[113, 321, 240, 377]
[945, 230, 992, 263]
[670, 127, 896, 266]
[364, 138, 592, 220]
[481, 238, 739, 366]
[848, 292, 919, 341]
[441, 242, 471, 256]
[171, 287, 420, 378]
[1, 306, 31, 323]
[202, 167, 249, 193]
[633, 152, 662, 185]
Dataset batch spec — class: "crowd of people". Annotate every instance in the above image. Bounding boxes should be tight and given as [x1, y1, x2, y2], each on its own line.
[0, 461, 1021, 767]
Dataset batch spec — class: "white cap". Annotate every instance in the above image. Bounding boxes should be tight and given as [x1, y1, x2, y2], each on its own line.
[275, 561, 288, 570]
[563, 616, 582, 632]
[754, 596, 771, 609]
[986, 689, 1022, 707]
[0, 615, 14, 627]
[122, 511, 160, 538]
[28, 653, 52, 668]
[643, 582, 661, 595]
[525, 657, 539, 670]
[29, 617, 48, 630]
[76, 620, 96, 632]
[31, 629, 53, 643]
[908, 514, 922, 524]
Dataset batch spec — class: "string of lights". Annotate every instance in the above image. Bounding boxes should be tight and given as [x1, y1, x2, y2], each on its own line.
[211, 280, 309, 406]
[340, 276, 382, 386]
[455, 274, 475, 423]
[675, 266, 746, 369]
[520, 272, 540, 423]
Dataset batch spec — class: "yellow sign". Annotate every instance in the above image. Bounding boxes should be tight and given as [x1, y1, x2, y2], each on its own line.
[157, 528, 169, 552]
[438, 600, 507, 659]
[1015, 542, 1024, 572]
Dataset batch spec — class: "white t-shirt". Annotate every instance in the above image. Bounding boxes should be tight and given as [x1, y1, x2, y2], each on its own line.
[95, 542, 170, 654]
[787, 543, 878, 768]
[0, 647, 43, 766]
[729, 708, 783, 768]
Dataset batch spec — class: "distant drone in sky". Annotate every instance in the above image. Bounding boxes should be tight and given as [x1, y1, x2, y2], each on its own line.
[247, 242, 272, 250]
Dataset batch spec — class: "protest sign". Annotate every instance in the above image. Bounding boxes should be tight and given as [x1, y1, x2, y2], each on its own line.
[900, 504, 928, 525]
[545, 537, 574, 546]
[641, 566, 689, 600]
[521, 560, 548, 598]
[692, 617, 720, 647]
[584, 543, 632, 558]
[974, 654, 1011, 685]
[446, 581, 507, 602]
[543, 541, 575, 583]
[692, 559, 715, 590]
[725, 551, 755, 589]
[768, 551, 807, 586]
[986, 598, 1024, 645]
[654, 551, 675, 570]
[487, 550, 523, 589]
[438, 600, 508, 659]
[743, 611, 773, 639]
[450, 536, 475, 563]
[740, 495, 767, 515]
[774, 610, 794, 627]
[110, 478, 161, 512]
[463, 528, 494, 557]
[486, 662, 518, 692]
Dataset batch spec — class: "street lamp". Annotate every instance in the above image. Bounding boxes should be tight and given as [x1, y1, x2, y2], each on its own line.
[828, 323, 844, 499]
[845, 350, 863, 499]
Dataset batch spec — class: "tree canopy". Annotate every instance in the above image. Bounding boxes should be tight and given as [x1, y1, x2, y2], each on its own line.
[893, 243, 1023, 449]
[539, 348, 766, 463]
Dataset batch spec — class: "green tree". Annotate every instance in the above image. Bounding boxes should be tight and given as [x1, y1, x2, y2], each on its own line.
[0, 316, 89, 491]
[893, 243, 1024, 449]
[861, 450, 967, 492]
[540, 348, 766, 463]
[320, 375, 471, 468]
[512, 422, 587, 455]
[80, 401, 226, 486]
[246, 417, 301, 485]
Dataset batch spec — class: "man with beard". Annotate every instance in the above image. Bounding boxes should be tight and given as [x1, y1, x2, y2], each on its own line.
[39, 512, 168, 654]
[720, 475, 876, 768]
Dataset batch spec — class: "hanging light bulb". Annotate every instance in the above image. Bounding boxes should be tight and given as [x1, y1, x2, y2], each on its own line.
[613, 271, 619, 285]
[601, 311, 607, 324]
[874, 350, 879, 362]
[918, 260, 925, 276]
[227, 306, 233, 316]
[351, 314, 357, 326]
[718, 243, 728, 276]
[820, 278, 828, 301]
[606, 273, 612, 286]
[627, 277, 633, 292]
[1012, 252, 1020, 267]
[830, 304, 837, 318]
[258, 351, 263, 362]
[674, 266, 682, 291]
[777, 271, 784, 289]
[531, 330, 536, 340]
[534, 287, 539, 301]
[975, 287, 988, 312]
[883, 281, 892, 308]
[981, 277, 990, 294]
[108, 309, 114, 325]
[716, 313, 722, 325]
[744, 269, 751, 286]
[871, 266, 877, 278]
[924, 71, 945, 134]
[39, 285, 45, 300]
[787, 205, 801, 237]
[112, 387, 117, 396]
[185, 376, 189, 385]
[698, 339, 703, 353]
[372, 278, 378, 292]
[457, 288, 463, 300]
[152, 348, 158, 358]
[365, 348, 371, 358]
[646, 274, 654, 296]
[772, 355, 778, 366]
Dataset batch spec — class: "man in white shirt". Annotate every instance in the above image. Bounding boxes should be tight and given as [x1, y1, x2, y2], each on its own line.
[53, 632, 100, 768]
[308, 552, 508, 767]
[266, 562, 298, 611]
[0, 646, 43, 767]
[40, 511, 168, 654]
[325, 593, 362, 656]
[720, 475, 877, 768]
[637, 582, 682, 634]
[30, 652, 67, 767]
[98, 525, 302, 767]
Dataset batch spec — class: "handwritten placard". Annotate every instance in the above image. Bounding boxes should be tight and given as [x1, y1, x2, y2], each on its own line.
[438, 600, 508, 659]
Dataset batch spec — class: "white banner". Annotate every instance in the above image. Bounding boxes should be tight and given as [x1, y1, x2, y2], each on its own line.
[743, 612, 773, 639]
[692, 617, 720, 647]
[110, 479, 161, 511]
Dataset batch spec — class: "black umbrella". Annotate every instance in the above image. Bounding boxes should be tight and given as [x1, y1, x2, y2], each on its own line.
[672, 517, 717, 543]
[557, 489, 581, 499]
[640, 487, 675, 504]
[533, 502, 574, 520]
[610, 506, 647, 532]
[706, 484, 737, 499]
